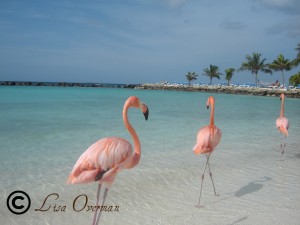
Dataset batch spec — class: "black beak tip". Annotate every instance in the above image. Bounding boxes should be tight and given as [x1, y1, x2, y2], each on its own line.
[143, 109, 149, 121]
[206, 106, 209, 109]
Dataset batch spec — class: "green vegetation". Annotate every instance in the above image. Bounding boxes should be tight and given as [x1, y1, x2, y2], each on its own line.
[289, 72, 300, 87]
[182, 43, 300, 87]
[238, 52, 272, 87]
[268, 54, 291, 88]
[290, 43, 300, 87]
[203, 65, 222, 85]
[185, 72, 198, 86]
[225, 68, 235, 86]
[292, 43, 300, 67]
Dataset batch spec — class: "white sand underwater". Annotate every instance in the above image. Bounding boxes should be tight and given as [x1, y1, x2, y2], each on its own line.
[1, 87, 300, 225]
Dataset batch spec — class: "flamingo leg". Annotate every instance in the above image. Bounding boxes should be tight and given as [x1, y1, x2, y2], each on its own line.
[281, 136, 287, 155]
[92, 184, 101, 225]
[206, 154, 217, 196]
[197, 154, 210, 206]
[280, 135, 283, 154]
[95, 188, 109, 225]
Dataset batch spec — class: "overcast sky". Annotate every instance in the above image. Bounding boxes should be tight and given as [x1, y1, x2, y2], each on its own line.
[0, 0, 299, 84]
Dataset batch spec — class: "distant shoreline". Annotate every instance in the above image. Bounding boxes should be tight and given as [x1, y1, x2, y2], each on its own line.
[0, 81, 139, 89]
[1, 81, 300, 98]
[135, 83, 300, 98]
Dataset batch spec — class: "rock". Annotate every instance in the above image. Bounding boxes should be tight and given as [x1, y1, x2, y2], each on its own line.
[135, 84, 300, 98]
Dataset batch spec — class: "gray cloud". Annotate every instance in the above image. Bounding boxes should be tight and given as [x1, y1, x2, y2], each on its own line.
[0, 19, 11, 27]
[266, 17, 300, 37]
[29, 12, 50, 19]
[220, 19, 247, 30]
[68, 16, 102, 29]
[254, 0, 300, 14]
[163, 0, 187, 7]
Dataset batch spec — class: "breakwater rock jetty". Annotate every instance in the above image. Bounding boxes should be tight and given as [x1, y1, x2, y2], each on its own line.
[0, 81, 139, 89]
[136, 83, 300, 98]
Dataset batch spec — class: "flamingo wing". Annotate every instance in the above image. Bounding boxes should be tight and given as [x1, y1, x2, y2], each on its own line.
[67, 137, 133, 184]
[211, 125, 222, 149]
[193, 125, 222, 155]
[276, 116, 289, 136]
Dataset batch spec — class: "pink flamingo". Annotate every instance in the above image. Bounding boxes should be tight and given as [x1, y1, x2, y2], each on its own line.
[276, 93, 289, 155]
[193, 96, 222, 206]
[67, 96, 149, 225]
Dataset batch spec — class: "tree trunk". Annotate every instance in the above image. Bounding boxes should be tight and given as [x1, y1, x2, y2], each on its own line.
[210, 78, 212, 85]
[255, 73, 258, 87]
[282, 70, 285, 89]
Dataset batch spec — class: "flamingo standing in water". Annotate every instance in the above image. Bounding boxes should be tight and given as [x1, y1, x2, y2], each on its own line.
[276, 93, 289, 155]
[67, 96, 149, 225]
[193, 96, 222, 206]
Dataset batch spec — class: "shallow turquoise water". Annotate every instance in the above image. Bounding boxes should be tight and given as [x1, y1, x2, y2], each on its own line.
[1, 86, 300, 225]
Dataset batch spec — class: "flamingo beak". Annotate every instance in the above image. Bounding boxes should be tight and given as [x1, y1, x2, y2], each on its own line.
[143, 107, 149, 121]
[141, 103, 149, 121]
[206, 98, 210, 109]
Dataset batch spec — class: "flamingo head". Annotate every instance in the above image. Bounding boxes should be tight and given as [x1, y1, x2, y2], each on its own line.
[280, 93, 284, 101]
[206, 96, 215, 109]
[126, 96, 149, 121]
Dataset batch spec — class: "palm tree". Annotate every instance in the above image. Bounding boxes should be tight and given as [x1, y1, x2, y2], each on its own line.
[292, 43, 300, 67]
[225, 68, 235, 86]
[289, 72, 300, 87]
[238, 52, 272, 87]
[203, 65, 222, 85]
[268, 54, 291, 88]
[185, 72, 198, 86]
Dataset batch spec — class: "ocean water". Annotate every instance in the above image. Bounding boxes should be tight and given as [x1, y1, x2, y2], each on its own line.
[1, 86, 300, 225]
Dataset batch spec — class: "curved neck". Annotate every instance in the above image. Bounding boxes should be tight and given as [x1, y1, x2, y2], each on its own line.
[123, 104, 141, 169]
[280, 96, 284, 117]
[210, 102, 215, 126]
